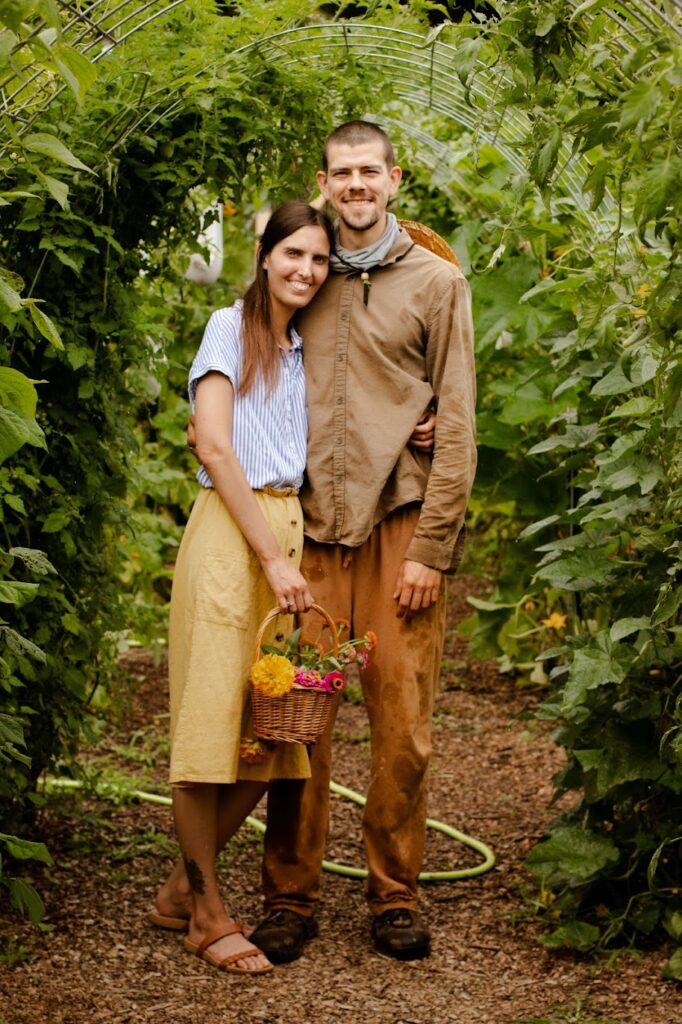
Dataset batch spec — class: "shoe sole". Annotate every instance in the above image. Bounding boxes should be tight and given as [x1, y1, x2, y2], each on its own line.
[374, 940, 431, 961]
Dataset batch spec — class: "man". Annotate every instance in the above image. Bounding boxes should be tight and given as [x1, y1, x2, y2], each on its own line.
[251, 120, 477, 962]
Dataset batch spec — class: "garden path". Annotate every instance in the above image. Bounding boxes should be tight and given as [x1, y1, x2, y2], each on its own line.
[1, 577, 681, 1024]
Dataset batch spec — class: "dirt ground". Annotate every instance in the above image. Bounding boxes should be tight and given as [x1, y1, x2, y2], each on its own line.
[1, 576, 681, 1024]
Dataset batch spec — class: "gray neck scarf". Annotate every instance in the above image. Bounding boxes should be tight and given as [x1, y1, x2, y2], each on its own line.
[329, 213, 401, 274]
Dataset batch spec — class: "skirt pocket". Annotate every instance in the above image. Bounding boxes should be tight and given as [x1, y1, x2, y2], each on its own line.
[194, 552, 255, 630]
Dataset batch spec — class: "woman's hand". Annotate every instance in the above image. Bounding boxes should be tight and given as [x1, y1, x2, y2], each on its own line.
[409, 410, 436, 451]
[261, 554, 314, 614]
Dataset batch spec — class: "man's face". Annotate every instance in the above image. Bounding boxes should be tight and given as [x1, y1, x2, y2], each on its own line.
[316, 140, 402, 243]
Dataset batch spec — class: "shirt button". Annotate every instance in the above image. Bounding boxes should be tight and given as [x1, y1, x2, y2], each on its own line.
[288, 548, 296, 557]
[340, 312, 349, 321]
[336, 437, 342, 444]
[337, 353, 344, 362]
[290, 520, 297, 527]
[336, 397, 343, 405]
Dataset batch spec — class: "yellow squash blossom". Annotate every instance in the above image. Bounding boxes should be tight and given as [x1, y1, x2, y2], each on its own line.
[249, 654, 296, 696]
[542, 612, 567, 631]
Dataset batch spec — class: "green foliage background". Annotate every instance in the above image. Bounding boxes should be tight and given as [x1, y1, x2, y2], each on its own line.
[0, 0, 680, 969]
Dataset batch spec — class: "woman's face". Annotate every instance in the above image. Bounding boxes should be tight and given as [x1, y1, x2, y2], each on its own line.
[263, 224, 330, 318]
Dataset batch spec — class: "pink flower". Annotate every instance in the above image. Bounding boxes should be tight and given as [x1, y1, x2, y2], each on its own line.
[294, 668, 323, 688]
[323, 670, 346, 693]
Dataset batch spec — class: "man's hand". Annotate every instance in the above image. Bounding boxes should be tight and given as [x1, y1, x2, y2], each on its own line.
[393, 559, 441, 618]
[408, 410, 436, 452]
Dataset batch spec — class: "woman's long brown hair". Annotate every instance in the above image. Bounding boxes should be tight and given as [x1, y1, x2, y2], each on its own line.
[240, 201, 334, 396]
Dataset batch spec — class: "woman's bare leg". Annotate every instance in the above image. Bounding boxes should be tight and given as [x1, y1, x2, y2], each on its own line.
[171, 781, 269, 970]
[155, 780, 267, 921]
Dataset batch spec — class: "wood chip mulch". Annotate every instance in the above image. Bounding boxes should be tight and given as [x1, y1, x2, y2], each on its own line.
[1, 575, 681, 1024]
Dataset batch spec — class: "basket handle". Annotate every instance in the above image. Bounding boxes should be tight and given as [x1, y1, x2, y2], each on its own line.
[252, 603, 339, 664]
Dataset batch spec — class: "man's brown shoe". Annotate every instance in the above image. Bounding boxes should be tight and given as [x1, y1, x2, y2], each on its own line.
[371, 908, 431, 960]
[249, 909, 318, 964]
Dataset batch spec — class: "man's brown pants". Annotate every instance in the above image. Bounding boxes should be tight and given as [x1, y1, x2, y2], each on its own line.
[262, 506, 447, 916]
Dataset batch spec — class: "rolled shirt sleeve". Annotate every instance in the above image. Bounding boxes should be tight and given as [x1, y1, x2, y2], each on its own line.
[404, 275, 477, 572]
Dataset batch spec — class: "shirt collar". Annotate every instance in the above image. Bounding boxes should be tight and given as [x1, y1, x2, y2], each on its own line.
[376, 227, 415, 268]
[289, 324, 303, 351]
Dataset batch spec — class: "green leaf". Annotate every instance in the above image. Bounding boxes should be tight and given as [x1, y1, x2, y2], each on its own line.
[531, 124, 562, 187]
[600, 456, 664, 496]
[527, 423, 600, 455]
[569, 0, 609, 21]
[535, 10, 556, 36]
[0, 190, 39, 202]
[0, 581, 39, 606]
[542, 920, 600, 951]
[517, 515, 561, 540]
[0, 368, 46, 463]
[41, 509, 72, 533]
[0, 832, 52, 864]
[2, 627, 47, 663]
[0, 713, 25, 750]
[577, 724, 662, 799]
[37, 0, 61, 29]
[652, 584, 682, 627]
[36, 171, 69, 209]
[526, 824, 619, 886]
[0, 404, 46, 463]
[647, 836, 682, 892]
[28, 303, 64, 349]
[584, 157, 609, 210]
[590, 361, 634, 397]
[466, 596, 518, 612]
[630, 350, 659, 386]
[535, 549, 615, 591]
[4, 493, 25, 514]
[9, 547, 56, 576]
[449, 36, 482, 83]
[634, 155, 682, 232]
[562, 639, 625, 710]
[605, 396, 656, 419]
[663, 911, 682, 943]
[662, 947, 682, 982]
[8, 876, 45, 925]
[610, 617, 650, 642]
[0, 0, 38, 32]
[52, 43, 97, 106]
[619, 81, 661, 130]
[22, 133, 92, 172]
[0, 269, 22, 312]
[60, 612, 81, 635]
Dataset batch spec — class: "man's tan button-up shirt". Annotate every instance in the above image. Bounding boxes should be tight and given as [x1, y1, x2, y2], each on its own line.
[297, 229, 477, 573]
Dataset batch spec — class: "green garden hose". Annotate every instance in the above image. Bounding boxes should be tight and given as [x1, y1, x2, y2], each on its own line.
[46, 776, 495, 881]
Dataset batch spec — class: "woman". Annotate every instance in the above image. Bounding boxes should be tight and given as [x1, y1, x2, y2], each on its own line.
[149, 201, 334, 975]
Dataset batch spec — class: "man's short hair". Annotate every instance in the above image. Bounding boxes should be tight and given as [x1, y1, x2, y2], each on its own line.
[322, 120, 396, 171]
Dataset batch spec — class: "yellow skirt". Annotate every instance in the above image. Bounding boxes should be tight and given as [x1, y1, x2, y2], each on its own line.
[168, 487, 310, 785]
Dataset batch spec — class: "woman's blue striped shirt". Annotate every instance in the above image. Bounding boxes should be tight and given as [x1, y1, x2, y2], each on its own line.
[189, 302, 308, 490]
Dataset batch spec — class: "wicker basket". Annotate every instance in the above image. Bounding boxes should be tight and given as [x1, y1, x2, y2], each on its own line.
[249, 603, 339, 745]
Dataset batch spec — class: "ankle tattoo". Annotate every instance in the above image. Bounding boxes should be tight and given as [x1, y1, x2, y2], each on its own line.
[184, 857, 205, 894]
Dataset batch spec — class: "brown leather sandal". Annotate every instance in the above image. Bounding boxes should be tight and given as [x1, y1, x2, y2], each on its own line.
[183, 923, 273, 975]
[147, 906, 189, 932]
